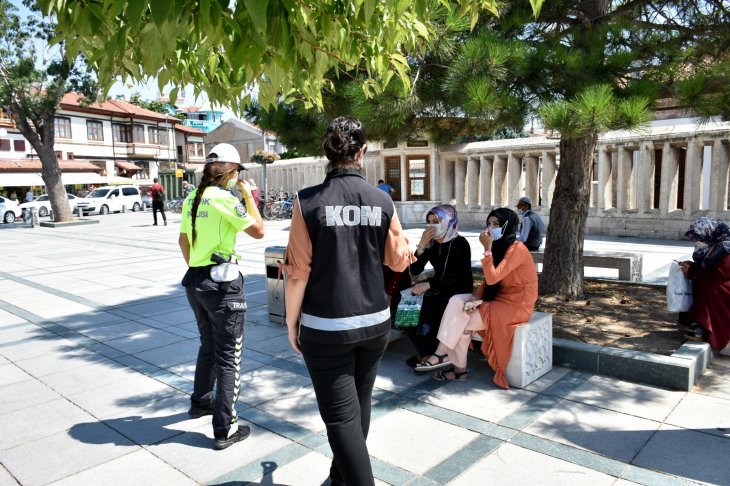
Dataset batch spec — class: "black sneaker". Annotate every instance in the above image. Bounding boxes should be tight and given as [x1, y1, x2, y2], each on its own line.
[213, 425, 251, 450]
[187, 405, 213, 419]
[684, 326, 705, 341]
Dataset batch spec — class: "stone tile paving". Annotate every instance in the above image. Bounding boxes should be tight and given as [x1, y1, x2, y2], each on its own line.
[0, 213, 727, 485]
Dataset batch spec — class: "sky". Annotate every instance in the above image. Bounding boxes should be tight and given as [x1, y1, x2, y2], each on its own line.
[8, 0, 231, 115]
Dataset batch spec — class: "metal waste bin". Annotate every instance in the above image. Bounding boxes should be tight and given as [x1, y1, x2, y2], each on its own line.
[264, 246, 286, 321]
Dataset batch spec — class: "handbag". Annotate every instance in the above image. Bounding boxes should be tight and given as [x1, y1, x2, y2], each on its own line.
[666, 262, 692, 312]
[393, 288, 424, 329]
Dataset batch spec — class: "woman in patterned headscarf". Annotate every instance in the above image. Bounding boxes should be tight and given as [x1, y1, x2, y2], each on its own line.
[404, 205, 474, 367]
[677, 217, 730, 351]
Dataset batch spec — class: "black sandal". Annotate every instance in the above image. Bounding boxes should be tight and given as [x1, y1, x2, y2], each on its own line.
[435, 369, 468, 381]
[414, 353, 452, 373]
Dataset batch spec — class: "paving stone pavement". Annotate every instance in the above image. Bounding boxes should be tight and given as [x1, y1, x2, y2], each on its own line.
[0, 211, 727, 486]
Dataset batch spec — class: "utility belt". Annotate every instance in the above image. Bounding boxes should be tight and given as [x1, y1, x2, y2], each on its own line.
[210, 252, 240, 282]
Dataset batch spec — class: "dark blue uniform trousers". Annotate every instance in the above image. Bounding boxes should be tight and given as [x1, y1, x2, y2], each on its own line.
[183, 266, 246, 439]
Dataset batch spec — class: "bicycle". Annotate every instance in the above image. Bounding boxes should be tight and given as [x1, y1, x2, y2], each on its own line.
[270, 198, 294, 220]
[166, 197, 185, 214]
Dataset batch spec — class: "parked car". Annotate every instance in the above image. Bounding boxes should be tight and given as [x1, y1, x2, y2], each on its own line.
[19, 193, 85, 217]
[75, 185, 142, 215]
[0, 196, 23, 224]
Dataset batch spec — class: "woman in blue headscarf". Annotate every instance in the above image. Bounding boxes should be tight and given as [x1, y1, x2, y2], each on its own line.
[403, 204, 474, 366]
[677, 217, 730, 351]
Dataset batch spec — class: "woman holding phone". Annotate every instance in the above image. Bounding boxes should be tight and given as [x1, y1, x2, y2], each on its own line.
[403, 205, 473, 367]
[415, 207, 537, 387]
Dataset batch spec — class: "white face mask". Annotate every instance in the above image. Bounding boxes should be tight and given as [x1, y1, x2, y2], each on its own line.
[225, 176, 237, 190]
[489, 221, 508, 241]
[694, 241, 708, 250]
[426, 221, 448, 239]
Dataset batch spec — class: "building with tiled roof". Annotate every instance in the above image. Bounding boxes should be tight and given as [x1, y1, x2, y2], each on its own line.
[1, 94, 206, 197]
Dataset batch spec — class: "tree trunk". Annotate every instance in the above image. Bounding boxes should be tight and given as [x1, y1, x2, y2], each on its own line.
[539, 134, 597, 299]
[37, 145, 72, 222]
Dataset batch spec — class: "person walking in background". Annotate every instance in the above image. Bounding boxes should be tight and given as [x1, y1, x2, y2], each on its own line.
[515, 196, 545, 251]
[178, 143, 264, 450]
[282, 117, 411, 485]
[150, 178, 167, 226]
[677, 217, 730, 351]
[376, 178, 395, 198]
[25, 189, 33, 203]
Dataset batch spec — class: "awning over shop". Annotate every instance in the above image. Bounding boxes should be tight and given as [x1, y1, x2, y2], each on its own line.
[0, 173, 44, 187]
[61, 173, 108, 185]
[114, 161, 142, 172]
[0, 172, 136, 187]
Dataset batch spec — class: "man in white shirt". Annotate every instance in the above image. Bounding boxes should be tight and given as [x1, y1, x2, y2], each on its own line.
[25, 190, 33, 202]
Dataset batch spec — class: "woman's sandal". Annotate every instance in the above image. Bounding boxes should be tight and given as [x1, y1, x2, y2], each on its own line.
[414, 353, 452, 373]
[434, 369, 468, 381]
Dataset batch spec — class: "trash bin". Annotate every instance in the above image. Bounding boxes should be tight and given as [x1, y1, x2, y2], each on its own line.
[264, 246, 286, 321]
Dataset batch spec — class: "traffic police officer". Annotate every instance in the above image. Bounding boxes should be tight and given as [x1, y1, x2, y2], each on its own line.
[178, 143, 264, 450]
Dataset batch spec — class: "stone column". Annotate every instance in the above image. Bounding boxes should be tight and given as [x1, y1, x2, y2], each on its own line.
[493, 154, 507, 206]
[710, 138, 730, 211]
[638, 142, 655, 211]
[479, 155, 492, 208]
[659, 142, 679, 214]
[399, 153, 407, 202]
[525, 155, 539, 205]
[439, 158, 450, 203]
[684, 138, 703, 213]
[431, 147, 439, 202]
[597, 146, 611, 209]
[466, 156, 480, 208]
[616, 146, 632, 210]
[507, 152, 521, 206]
[454, 158, 467, 207]
[540, 151, 556, 209]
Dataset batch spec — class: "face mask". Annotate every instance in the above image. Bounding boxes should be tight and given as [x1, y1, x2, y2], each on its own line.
[225, 176, 237, 190]
[489, 221, 508, 241]
[427, 221, 448, 239]
[517, 208, 525, 216]
[694, 241, 708, 250]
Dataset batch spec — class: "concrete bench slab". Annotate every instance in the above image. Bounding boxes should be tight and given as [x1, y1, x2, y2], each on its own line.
[530, 250, 643, 281]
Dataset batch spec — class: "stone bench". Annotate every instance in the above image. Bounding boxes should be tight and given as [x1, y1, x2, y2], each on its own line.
[529, 250, 643, 281]
[471, 311, 553, 388]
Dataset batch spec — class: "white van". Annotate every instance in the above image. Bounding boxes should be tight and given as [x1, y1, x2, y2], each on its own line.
[76, 185, 142, 215]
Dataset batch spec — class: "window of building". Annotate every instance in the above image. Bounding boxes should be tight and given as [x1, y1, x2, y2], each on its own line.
[383, 140, 398, 149]
[197, 143, 204, 156]
[67, 152, 74, 160]
[133, 124, 145, 143]
[13, 140, 25, 151]
[86, 120, 104, 141]
[113, 123, 132, 143]
[54, 151, 63, 159]
[187, 144, 196, 157]
[0, 139, 10, 151]
[158, 128, 169, 146]
[406, 156, 430, 200]
[148, 126, 158, 144]
[54, 117, 72, 139]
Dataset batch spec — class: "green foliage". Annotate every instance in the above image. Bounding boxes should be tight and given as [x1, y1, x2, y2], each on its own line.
[39, 0, 535, 111]
[539, 85, 652, 139]
[128, 92, 173, 114]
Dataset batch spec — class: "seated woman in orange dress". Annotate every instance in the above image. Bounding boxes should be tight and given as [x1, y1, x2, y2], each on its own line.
[415, 208, 538, 388]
